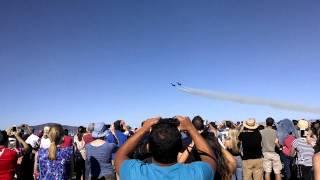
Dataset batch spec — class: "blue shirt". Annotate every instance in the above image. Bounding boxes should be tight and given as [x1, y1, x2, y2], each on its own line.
[120, 159, 215, 180]
[85, 142, 116, 179]
[106, 130, 127, 159]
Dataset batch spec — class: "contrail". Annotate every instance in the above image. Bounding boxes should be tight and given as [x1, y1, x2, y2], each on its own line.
[177, 86, 320, 114]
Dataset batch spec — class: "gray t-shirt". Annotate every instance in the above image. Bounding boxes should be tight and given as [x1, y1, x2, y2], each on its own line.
[85, 142, 116, 178]
[260, 128, 277, 152]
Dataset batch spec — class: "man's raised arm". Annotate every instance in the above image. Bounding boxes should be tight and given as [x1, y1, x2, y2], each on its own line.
[176, 116, 217, 170]
[114, 117, 159, 173]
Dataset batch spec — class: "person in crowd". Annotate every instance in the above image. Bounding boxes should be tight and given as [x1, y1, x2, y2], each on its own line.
[61, 129, 73, 148]
[83, 123, 95, 144]
[238, 118, 263, 180]
[260, 117, 282, 180]
[292, 120, 300, 137]
[178, 129, 235, 180]
[218, 121, 235, 145]
[201, 130, 236, 180]
[85, 122, 117, 180]
[115, 116, 216, 180]
[313, 127, 320, 180]
[40, 126, 51, 149]
[14, 127, 34, 180]
[291, 119, 315, 180]
[224, 129, 242, 180]
[207, 122, 218, 135]
[130, 122, 151, 162]
[0, 128, 30, 180]
[74, 126, 86, 180]
[37, 124, 73, 179]
[25, 128, 40, 150]
[107, 120, 128, 145]
[192, 115, 205, 133]
[178, 116, 206, 163]
[106, 120, 128, 160]
[276, 119, 298, 180]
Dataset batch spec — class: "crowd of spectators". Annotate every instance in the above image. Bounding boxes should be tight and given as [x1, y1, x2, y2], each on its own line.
[1, 115, 320, 180]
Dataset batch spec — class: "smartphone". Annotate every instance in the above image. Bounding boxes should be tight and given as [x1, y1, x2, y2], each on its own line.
[12, 127, 17, 132]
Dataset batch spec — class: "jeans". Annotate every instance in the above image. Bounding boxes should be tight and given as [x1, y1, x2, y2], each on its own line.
[232, 156, 243, 180]
[280, 152, 293, 180]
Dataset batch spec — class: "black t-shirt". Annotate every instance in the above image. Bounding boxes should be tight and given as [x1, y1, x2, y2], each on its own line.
[238, 129, 263, 160]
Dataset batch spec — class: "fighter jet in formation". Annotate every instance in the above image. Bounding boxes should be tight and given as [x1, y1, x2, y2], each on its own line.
[170, 82, 182, 87]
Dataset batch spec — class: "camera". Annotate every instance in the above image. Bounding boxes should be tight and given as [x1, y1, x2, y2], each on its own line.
[158, 118, 180, 126]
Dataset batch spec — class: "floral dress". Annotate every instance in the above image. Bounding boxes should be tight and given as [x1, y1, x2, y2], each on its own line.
[38, 147, 73, 180]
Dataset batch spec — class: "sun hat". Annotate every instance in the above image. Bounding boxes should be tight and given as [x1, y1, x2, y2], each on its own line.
[92, 122, 108, 138]
[297, 119, 309, 130]
[243, 118, 259, 130]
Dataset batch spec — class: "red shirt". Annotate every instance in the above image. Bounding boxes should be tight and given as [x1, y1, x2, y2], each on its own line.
[0, 147, 18, 180]
[83, 133, 94, 144]
[283, 135, 296, 156]
[61, 136, 73, 148]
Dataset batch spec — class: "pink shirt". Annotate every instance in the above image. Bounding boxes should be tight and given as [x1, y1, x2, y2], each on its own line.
[282, 135, 295, 156]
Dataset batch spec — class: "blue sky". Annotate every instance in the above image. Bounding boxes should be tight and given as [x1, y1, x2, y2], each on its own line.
[1, 1, 320, 129]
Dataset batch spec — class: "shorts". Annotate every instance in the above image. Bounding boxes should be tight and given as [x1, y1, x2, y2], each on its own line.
[263, 152, 282, 174]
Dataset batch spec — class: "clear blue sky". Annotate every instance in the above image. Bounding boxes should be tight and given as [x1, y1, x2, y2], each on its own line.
[1, 0, 320, 129]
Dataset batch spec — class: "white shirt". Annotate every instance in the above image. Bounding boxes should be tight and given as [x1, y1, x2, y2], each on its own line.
[26, 134, 40, 148]
[40, 137, 51, 149]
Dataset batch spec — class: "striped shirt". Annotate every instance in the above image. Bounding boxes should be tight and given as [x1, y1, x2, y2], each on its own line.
[292, 138, 315, 166]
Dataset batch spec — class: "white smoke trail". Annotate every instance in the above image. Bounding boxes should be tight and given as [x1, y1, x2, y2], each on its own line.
[177, 86, 320, 114]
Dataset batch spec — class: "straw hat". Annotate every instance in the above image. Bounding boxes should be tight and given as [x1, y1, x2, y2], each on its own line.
[297, 119, 309, 130]
[243, 118, 259, 129]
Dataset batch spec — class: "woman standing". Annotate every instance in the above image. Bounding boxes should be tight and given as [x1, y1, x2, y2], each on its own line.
[85, 122, 117, 180]
[37, 124, 73, 180]
[74, 126, 86, 180]
[224, 129, 242, 180]
[0, 129, 30, 180]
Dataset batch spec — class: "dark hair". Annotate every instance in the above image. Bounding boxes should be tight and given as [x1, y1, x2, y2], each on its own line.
[225, 121, 234, 129]
[258, 125, 265, 130]
[314, 128, 320, 153]
[0, 131, 8, 146]
[266, 117, 275, 126]
[149, 123, 182, 164]
[201, 130, 231, 180]
[292, 120, 298, 126]
[209, 122, 217, 129]
[77, 126, 86, 141]
[64, 129, 69, 136]
[114, 120, 124, 132]
[192, 116, 204, 131]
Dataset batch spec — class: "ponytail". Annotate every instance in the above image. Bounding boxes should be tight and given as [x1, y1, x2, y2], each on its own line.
[48, 142, 57, 160]
[48, 124, 64, 160]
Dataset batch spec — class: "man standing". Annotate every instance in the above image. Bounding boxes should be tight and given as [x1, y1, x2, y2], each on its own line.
[239, 118, 263, 180]
[260, 117, 282, 180]
[115, 116, 216, 180]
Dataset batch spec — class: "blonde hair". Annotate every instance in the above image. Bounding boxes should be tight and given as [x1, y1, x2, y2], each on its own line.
[48, 124, 64, 160]
[43, 126, 50, 138]
[226, 129, 240, 155]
